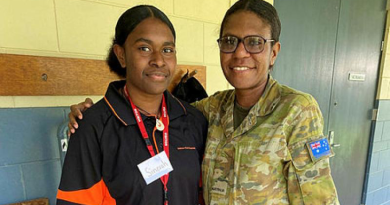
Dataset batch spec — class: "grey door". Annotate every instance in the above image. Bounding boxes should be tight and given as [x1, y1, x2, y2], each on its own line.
[273, 0, 386, 204]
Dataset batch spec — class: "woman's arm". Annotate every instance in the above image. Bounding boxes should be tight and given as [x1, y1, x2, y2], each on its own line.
[57, 111, 113, 205]
[285, 96, 339, 205]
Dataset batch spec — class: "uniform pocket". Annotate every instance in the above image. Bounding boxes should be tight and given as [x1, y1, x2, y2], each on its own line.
[286, 136, 338, 205]
[232, 140, 288, 200]
[289, 136, 334, 171]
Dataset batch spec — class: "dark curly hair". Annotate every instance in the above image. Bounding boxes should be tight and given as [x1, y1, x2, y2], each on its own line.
[219, 0, 281, 44]
[107, 5, 176, 78]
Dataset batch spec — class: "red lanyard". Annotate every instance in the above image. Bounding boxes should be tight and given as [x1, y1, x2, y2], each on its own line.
[124, 85, 170, 205]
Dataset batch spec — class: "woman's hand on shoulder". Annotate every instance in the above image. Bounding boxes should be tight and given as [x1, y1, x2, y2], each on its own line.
[68, 98, 94, 136]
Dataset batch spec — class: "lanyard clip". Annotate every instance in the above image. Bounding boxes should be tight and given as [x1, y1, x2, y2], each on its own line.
[164, 190, 168, 205]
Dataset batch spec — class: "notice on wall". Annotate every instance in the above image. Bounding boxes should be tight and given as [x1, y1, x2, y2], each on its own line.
[348, 73, 366, 82]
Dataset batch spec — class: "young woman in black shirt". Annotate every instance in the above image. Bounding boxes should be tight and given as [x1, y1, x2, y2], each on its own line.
[57, 5, 208, 205]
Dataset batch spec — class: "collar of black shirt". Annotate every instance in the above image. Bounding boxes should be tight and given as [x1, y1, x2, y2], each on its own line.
[103, 80, 187, 126]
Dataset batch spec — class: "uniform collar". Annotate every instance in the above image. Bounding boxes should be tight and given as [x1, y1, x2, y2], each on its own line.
[221, 75, 281, 138]
[251, 75, 281, 117]
[222, 75, 281, 117]
[103, 80, 187, 126]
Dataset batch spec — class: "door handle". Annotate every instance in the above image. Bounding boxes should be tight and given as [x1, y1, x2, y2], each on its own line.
[328, 131, 341, 148]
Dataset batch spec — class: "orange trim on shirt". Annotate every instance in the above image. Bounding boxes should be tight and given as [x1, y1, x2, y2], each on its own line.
[57, 179, 116, 205]
[172, 95, 187, 115]
[152, 126, 159, 153]
[104, 96, 128, 126]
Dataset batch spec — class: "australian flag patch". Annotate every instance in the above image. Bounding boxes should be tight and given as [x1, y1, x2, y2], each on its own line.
[306, 138, 332, 162]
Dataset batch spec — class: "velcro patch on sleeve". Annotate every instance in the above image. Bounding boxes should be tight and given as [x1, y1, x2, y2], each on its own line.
[306, 138, 332, 163]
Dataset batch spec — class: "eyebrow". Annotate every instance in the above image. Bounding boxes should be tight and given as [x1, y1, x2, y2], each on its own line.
[134, 38, 153, 44]
[221, 33, 238, 38]
[134, 38, 175, 47]
[163, 41, 175, 47]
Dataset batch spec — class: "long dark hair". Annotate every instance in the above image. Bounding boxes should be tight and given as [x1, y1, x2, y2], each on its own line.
[107, 5, 176, 77]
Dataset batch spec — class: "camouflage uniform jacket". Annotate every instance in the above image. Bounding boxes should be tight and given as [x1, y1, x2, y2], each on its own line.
[192, 77, 339, 205]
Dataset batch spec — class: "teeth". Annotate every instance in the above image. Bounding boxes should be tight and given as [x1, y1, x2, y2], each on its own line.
[233, 67, 249, 71]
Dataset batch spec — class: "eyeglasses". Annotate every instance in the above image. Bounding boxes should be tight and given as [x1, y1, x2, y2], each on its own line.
[217, 35, 275, 54]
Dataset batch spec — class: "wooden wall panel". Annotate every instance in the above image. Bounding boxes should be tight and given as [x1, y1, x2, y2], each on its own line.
[0, 54, 206, 95]
[8, 198, 49, 205]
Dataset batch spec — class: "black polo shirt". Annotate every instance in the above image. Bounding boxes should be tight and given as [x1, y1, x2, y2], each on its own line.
[57, 80, 208, 205]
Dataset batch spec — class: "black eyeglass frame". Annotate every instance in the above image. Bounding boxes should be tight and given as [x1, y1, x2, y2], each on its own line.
[217, 35, 275, 54]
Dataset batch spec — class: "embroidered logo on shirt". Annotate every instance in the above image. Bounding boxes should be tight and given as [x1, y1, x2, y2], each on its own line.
[177, 147, 196, 150]
[307, 138, 332, 162]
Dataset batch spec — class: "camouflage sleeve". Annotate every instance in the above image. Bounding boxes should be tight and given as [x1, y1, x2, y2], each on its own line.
[191, 97, 211, 121]
[285, 96, 339, 205]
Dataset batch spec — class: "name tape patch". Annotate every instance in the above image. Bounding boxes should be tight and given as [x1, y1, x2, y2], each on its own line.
[210, 180, 228, 195]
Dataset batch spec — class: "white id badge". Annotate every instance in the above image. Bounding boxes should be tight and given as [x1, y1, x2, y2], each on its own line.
[137, 151, 173, 185]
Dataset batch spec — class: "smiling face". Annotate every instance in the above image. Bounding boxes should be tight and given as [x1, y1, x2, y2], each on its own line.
[220, 11, 280, 92]
[114, 17, 176, 96]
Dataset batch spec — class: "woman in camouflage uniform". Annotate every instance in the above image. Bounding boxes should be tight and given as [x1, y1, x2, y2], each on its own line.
[68, 0, 339, 204]
[192, 1, 339, 204]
